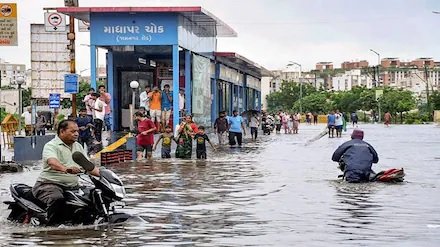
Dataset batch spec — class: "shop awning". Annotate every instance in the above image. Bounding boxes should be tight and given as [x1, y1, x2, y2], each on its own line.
[214, 52, 273, 78]
[55, 6, 237, 37]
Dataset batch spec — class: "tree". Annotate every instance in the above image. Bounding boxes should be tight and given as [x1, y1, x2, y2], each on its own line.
[379, 87, 416, 123]
[292, 92, 330, 113]
[431, 91, 440, 110]
[266, 80, 317, 112]
[22, 87, 32, 108]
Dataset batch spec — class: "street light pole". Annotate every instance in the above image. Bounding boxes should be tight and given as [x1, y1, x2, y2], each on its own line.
[288, 61, 303, 113]
[370, 49, 380, 86]
[129, 81, 139, 131]
[16, 76, 25, 136]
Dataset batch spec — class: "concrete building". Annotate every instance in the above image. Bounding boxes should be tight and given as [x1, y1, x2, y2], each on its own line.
[332, 69, 373, 91]
[315, 62, 333, 71]
[0, 59, 26, 87]
[380, 57, 440, 94]
[341, 60, 369, 70]
[56, 6, 270, 129]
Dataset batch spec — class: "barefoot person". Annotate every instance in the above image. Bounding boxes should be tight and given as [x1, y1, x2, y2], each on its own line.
[384, 111, 392, 127]
[134, 111, 156, 161]
[228, 110, 246, 147]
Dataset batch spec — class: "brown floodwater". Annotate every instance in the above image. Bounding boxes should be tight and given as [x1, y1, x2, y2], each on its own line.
[1, 124, 439, 246]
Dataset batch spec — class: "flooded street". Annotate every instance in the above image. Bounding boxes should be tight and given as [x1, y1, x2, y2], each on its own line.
[1, 124, 439, 246]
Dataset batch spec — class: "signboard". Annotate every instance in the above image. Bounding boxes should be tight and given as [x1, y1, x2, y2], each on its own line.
[90, 12, 178, 46]
[44, 12, 66, 32]
[0, 3, 17, 46]
[64, 74, 79, 93]
[49, 93, 61, 108]
[31, 24, 70, 99]
[78, 19, 90, 32]
[375, 89, 383, 101]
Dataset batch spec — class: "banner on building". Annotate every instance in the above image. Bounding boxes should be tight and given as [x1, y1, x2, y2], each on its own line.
[192, 54, 211, 126]
[0, 3, 17, 46]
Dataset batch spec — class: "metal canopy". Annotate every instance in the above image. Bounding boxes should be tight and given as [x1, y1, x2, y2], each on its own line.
[215, 52, 272, 78]
[55, 6, 237, 37]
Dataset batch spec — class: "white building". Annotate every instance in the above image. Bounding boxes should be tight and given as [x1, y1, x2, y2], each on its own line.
[0, 58, 27, 87]
[384, 69, 438, 92]
[332, 69, 373, 91]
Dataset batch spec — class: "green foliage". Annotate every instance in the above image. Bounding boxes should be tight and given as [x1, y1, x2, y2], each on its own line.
[292, 92, 330, 113]
[266, 81, 317, 112]
[403, 111, 431, 124]
[22, 87, 32, 108]
[379, 88, 416, 115]
[0, 107, 7, 122]
[431, 91, 440, 110]
[267, 83, 421, 122]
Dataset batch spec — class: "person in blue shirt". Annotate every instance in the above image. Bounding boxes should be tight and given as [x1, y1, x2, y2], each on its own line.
[228, 110, 246, 147]
[161, 84, 173, 132]
[327, 111, 336, 138]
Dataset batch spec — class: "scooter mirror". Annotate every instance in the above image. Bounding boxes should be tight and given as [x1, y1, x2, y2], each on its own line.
[72, 152, 95, 171]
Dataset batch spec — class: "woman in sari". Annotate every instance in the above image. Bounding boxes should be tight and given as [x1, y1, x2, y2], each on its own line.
[175, 115, 198, 159]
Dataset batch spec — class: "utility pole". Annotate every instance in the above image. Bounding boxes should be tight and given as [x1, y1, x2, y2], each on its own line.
[424, 66, 431, 118]
[370, 49, 380, 86]
[65, 0, 78, 117]
[68, 16, 76, 116]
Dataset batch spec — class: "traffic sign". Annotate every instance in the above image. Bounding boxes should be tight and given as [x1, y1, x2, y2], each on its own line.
[49, 93, 61, 109]
[64, 74, 79, 94]
[78, 20, 90, 32]
[0, 3, 18, 46]
[44, 12, 66, 32]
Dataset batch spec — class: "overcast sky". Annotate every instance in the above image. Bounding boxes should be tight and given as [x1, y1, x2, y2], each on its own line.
[2, 0, 440, 73]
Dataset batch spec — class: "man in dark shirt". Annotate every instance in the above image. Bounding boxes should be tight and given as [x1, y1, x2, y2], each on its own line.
[214, 111, 229, 145]
[194, 126, 215, 159]
[332, 129, 379, 182]
[75, 108, 94, 154]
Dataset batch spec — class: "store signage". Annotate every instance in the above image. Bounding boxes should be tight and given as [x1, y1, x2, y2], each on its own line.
[91, 13, 177, 45]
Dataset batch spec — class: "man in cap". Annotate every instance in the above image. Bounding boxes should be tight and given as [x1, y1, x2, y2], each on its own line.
[331, 129, 379, 182]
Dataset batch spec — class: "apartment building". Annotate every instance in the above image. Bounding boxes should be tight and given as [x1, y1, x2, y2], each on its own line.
[0, 58, 26, 87]
[332, 69, 373, 91]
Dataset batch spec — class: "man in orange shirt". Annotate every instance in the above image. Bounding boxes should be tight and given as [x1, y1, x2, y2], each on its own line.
[149, 86, 162, 131]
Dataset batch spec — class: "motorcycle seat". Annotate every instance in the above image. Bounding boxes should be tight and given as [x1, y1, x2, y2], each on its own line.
[11, 183, 46, 209]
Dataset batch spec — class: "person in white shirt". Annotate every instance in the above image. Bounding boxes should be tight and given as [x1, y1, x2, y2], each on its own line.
[334, 110, 344, 138]
[92, 93, 106, 143]
[249, 113, 260, 140]
[179, 89, 185, 117]
[139, 85, 151, 117]
[21, 107, 35, 136]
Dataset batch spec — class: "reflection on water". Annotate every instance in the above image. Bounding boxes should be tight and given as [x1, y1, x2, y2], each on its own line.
[329, 182, 383, 244]
[0, 124, 440, 246]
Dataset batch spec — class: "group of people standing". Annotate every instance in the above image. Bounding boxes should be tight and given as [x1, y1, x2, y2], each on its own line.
[138, 84, 185, 133]
[133, 111, 216, 161]
[261, 111, 303, 135]
[326, 110, 346, 138]
[78, 85, 112, 154]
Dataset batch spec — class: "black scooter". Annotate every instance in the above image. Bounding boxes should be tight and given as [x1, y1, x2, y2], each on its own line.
[4, 152, 130, 226]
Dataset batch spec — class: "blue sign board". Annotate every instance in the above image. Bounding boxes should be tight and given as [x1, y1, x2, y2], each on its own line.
[49, 93, 61, 109]
[64, 73, 79, 94]
[90, 13, 178, 46]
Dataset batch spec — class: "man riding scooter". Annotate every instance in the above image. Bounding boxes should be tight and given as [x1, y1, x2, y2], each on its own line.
[32, 120, 101, 225]
[331, 129, 379, 183]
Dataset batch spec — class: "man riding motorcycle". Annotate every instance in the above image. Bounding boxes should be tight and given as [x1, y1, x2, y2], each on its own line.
[331, 129, 379, 183]
[32, 119, 101, 225]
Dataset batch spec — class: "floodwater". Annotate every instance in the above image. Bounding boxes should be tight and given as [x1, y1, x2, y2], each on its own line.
[0, 124, 439, 246]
